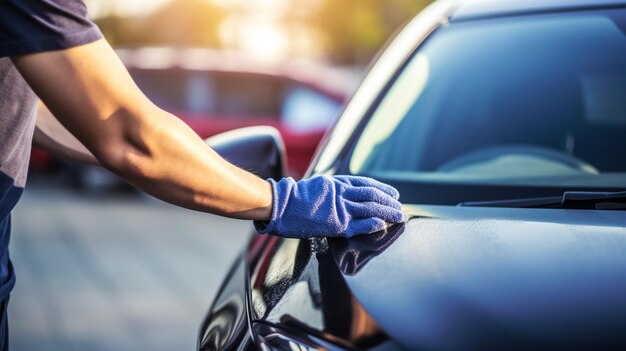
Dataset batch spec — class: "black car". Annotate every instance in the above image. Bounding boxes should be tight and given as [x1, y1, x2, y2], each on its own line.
[198, 1, 626, 349]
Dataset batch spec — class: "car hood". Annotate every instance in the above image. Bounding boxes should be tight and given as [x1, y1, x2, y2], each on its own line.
[329, 205, 626, 350]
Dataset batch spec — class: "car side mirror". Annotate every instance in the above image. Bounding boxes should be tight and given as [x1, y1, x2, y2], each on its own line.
[205, 126, 287, 181]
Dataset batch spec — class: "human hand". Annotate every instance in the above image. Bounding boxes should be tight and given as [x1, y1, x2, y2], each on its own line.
[254, 175, 405, 238]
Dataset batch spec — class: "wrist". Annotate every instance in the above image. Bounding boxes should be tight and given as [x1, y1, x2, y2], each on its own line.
[253, 178, 283, 234]
[259, 182, 273, 222]
[253, 178, 273, 221]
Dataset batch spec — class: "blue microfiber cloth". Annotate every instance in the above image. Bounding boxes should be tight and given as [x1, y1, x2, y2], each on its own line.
[254, 175, 405, 238]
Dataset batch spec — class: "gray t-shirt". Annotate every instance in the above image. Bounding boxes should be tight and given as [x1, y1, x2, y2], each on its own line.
[0, 0, 102, 300]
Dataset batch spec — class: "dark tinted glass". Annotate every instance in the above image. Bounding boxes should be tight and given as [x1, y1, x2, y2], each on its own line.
[350, 9, 626, 191]
[131, 69, 187, 111]
[130, 69, 283, 118]
[211, 73, 283, 118]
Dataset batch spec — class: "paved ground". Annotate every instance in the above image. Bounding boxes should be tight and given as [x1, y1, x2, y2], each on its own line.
[8, 180, 251, 351]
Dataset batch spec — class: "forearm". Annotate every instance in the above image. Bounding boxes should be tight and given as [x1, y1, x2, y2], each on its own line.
[13, 40, 272, 220]
[107, 104, 273, 219]
[33, 103, 99, 165]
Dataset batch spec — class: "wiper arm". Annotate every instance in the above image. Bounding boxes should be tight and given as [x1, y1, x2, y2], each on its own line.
[459, 191, 626, 210]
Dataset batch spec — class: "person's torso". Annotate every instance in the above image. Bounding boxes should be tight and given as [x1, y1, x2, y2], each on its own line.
[0, 57, 38, 299]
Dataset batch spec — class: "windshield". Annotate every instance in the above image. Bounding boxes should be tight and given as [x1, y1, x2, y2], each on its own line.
[347, 9, 626, 204]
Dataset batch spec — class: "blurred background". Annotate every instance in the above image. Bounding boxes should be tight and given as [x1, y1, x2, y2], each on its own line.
[13, 0, 429, 350]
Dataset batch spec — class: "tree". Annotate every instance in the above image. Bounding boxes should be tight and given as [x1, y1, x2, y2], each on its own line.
[142, 0, 224, 47]
[305, 0, 431, 65]
[96, 0, 225, 48]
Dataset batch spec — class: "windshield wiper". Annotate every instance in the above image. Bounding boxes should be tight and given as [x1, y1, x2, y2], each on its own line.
[458, 191, 626, 210]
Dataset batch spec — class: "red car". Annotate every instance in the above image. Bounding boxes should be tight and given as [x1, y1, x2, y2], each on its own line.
[119, 48, 354, 176]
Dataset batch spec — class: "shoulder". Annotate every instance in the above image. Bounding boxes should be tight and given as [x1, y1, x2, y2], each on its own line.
[0, 0, 102, 57]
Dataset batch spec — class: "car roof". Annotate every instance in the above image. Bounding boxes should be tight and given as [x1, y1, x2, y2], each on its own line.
[451, 0, 626, 21]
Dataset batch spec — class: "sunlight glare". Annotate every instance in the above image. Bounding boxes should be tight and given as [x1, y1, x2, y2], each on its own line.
[221, 16, 290, 62]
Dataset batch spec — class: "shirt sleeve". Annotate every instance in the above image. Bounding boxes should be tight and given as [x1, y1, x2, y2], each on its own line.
[0, 0, 103, 57]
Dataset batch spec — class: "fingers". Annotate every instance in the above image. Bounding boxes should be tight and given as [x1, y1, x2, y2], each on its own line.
[334, 175, 400, 199]
[345, 201, 405, 223]
[268, 175, 403, 239]
[344, 218, 386, 237]
[343, 186, 402, 209]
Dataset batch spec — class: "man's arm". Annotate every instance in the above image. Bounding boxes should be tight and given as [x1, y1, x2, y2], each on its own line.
[33, 102, 98, 165]
[13, 39, 273, 220]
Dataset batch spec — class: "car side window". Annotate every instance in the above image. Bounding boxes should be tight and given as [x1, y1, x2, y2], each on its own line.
[212, 73, 283, 118]
[281, 86, 340, 132]
[131, 69, 188, 112]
